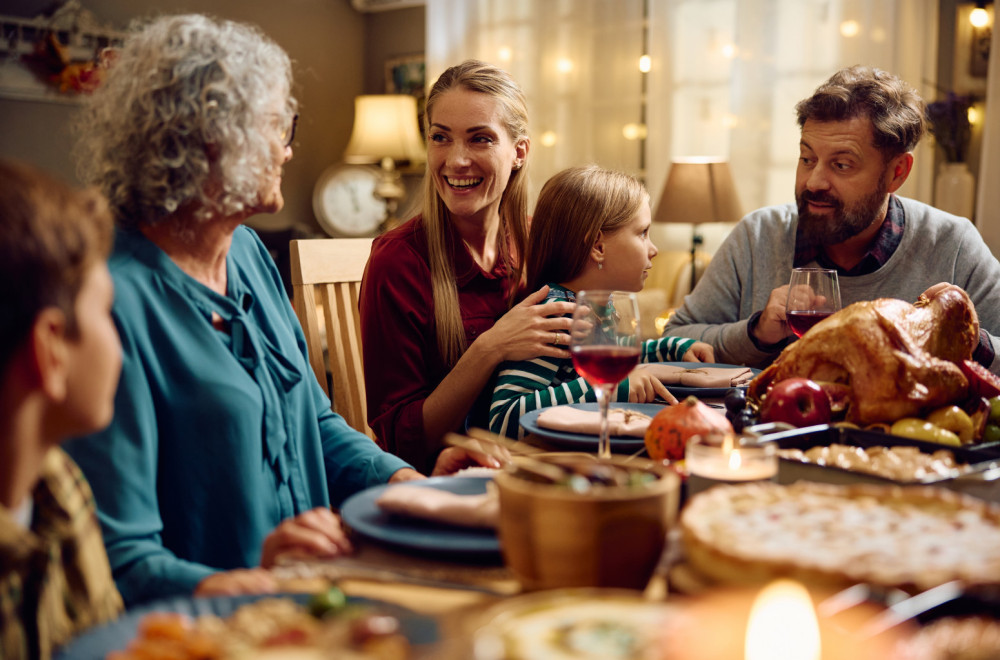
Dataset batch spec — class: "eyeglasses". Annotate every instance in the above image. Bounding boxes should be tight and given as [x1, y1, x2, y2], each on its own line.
[280, 113, 298, 148]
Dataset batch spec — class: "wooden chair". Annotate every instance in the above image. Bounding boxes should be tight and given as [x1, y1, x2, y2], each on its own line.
[290, 238, 376, 441]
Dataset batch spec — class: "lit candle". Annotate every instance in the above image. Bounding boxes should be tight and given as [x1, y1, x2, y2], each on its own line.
[745, 580, 821, 660]
[685, 433, 778, 497]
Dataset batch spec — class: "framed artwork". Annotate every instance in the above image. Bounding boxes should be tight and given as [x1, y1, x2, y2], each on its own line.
[385, 53, 426, 144]
[385, 54, 425, 96]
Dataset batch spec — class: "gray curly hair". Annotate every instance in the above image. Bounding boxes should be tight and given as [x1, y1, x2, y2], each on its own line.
[75, 14, 297, 228]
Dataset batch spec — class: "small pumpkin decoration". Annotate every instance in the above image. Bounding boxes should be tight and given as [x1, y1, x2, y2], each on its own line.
[645, 396, 733, 461]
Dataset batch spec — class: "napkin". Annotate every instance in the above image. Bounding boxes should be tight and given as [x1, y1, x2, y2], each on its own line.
[535, 406, 652, 437]
[375, 484, 499, 529]
[643, 364, 754, 388]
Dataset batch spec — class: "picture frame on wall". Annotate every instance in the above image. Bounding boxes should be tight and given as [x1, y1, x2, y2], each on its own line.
[385, 54, 425, 96]
[385, 53, 426, 146]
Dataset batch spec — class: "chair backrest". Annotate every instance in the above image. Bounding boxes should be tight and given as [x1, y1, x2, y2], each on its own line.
[290, 238, 376, 441]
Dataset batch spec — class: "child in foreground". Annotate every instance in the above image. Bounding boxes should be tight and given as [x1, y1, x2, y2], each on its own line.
[489, 165, 715, 438]
[0, 160, 124, 658]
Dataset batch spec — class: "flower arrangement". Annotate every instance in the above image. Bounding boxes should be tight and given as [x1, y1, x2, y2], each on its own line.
[926, 92, 973, 163]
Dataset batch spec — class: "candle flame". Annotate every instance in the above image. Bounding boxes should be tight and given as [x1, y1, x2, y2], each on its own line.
[745, 580, 820, 660]
[728, 449, 743, 470]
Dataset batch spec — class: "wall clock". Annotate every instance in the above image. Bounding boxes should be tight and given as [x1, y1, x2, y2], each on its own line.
[312, 163, 388, 237]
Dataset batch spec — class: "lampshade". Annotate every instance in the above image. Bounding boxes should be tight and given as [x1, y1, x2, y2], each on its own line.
[344, 94, 425, 164]
[653, 158, 742, 225]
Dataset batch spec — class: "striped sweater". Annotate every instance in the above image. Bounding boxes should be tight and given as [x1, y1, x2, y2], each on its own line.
[489, 284, 694, 438]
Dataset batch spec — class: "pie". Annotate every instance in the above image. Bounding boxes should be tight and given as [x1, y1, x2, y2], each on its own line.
[680, 481, 1000, 593]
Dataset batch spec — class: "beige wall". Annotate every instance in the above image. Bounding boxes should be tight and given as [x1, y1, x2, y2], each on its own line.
[0, 0, 425, 233]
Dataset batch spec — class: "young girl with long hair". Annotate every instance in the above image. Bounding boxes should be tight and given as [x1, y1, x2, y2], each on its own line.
[489, 165, 714, 438]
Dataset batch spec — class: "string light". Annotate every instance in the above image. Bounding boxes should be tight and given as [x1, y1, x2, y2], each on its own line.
[969, 105, 981, 125]
[497, 46, 512, 62]
[540, 131, 558, 147]
[639, 54, 651, 73]
[840, 20, 860, 37]
[556, 58, 573, 73]
[622, 123, 648, 140]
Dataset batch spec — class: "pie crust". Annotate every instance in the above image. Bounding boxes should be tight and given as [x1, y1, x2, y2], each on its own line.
[680, 481, 1000, 593]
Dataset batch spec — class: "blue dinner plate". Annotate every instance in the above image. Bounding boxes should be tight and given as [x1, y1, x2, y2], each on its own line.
[340, 476, 500, 559]
[519, 402, 663, 453]
[55, 592, 438, 660]
[654, 362, 761, 398]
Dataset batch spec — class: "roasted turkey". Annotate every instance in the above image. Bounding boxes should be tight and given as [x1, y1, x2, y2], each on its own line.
[748, 287, 978, 425]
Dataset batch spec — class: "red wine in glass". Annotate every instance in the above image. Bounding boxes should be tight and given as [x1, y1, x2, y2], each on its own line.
[786, 310, 833, 338]
[570, 290, 642, 460]
[786, 268, 841, 339]
[572, 345, 641, 385]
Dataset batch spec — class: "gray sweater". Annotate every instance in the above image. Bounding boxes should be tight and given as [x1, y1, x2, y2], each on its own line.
[663, 196, 1000, 373]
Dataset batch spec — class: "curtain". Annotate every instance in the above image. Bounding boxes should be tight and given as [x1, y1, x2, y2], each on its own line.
[426, 0, 939, 216]
[976, 10, 1000, 254]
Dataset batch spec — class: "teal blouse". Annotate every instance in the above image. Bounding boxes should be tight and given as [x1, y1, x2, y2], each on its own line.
[66, 227, 409, 606]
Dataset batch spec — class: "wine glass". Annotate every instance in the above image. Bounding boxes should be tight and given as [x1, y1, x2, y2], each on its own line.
[569, 290, 641, 460]
[786, 268, 841, 338]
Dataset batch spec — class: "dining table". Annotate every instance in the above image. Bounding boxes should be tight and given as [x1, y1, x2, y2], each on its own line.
[269, 515, 675, 659]
[59, 372, 1000, 660]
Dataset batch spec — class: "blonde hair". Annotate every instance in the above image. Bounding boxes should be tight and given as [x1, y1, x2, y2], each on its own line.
[526, 165, 648, 291]
[422, 60, 530, 366]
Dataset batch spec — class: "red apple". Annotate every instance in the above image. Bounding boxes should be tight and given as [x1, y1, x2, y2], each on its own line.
[759, 378, 832, 427]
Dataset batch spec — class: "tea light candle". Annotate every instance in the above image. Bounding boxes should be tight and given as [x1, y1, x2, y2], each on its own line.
[685, 433, 778, 497]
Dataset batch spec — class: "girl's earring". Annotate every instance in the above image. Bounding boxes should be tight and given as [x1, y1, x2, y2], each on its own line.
[598, 261, 604, 270]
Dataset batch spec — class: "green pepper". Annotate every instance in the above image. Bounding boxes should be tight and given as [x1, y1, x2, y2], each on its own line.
[890, 418, 961, 446]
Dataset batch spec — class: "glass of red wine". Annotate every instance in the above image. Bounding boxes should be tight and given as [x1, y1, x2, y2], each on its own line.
[786, 268, 841, 338]
[569, 290, 641, 460]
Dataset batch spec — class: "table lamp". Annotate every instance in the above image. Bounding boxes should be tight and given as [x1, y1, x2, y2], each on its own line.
[653, 158, 742, 291]
[343, 94, 426, 230]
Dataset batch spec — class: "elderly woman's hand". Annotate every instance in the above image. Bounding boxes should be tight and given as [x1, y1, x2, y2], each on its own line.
[481, 286, 575, 363]
[194, 568, 279, 597]
[431, 442, 508, 476]
[259, 507, 352, 568]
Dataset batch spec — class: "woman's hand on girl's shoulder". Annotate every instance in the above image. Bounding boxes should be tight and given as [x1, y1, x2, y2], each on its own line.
[479, 286, 575, 363]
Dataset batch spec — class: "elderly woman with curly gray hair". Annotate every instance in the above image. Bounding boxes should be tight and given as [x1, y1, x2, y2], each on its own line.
[65, 13, 493, 607]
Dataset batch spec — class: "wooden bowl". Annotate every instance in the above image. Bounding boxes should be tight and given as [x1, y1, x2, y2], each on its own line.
[494, 456, 680, 591]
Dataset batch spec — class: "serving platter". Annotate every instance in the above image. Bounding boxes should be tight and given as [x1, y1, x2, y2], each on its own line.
[55, 592, 438, 660]
[758, 424, 1000, 487]
[471, 588, 678, 660]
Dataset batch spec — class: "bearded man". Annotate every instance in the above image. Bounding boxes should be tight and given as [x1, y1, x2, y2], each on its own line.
[662, 65, 1000, 372]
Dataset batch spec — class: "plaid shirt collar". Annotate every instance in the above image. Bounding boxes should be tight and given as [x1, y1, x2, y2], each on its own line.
[794, 195, 905, 276]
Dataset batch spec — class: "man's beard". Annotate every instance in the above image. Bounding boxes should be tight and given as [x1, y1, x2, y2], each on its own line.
[795, 178, 889, 249]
